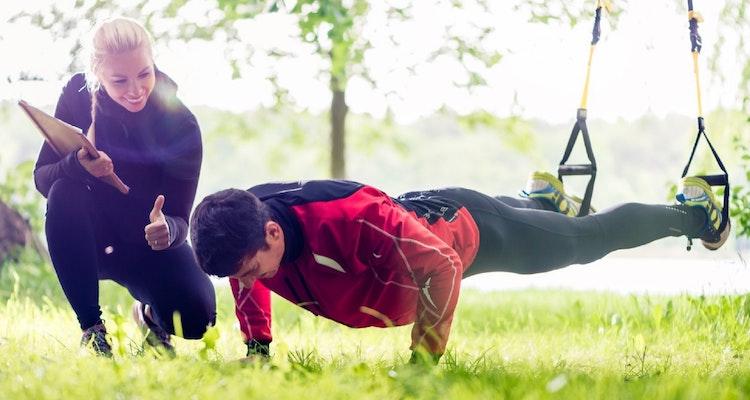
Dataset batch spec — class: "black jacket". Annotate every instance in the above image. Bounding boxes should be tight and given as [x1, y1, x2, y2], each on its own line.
[34, 70, 202, 248]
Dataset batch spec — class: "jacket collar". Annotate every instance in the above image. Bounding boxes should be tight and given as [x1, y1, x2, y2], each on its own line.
[264, 198, 304, 264]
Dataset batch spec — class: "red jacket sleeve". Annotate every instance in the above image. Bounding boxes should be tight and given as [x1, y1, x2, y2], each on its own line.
[357, 188, 464, 355]
[230, 278, 272, 343]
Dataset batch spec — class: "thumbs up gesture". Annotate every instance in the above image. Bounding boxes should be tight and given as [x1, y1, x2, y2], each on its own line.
[145, 195, 171, 251]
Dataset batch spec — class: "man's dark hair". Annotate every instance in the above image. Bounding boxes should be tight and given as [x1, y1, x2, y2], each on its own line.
[190, 189, 271, 277]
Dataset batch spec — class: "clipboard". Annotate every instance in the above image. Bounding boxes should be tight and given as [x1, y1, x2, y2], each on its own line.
[19, 100, 130, 194]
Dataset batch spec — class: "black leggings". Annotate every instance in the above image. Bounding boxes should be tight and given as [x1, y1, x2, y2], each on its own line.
[45, 178, 216, 338]
[429, 188, 706, 277]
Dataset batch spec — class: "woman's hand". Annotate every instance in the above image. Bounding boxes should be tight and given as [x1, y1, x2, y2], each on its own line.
[77, 148, 114, 178]
[145, 195, 171, 251]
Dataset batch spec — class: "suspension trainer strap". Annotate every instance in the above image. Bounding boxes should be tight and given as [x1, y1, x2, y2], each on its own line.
[680, 0, 730, 232]
[558, 1, 608, 216]
[687, 0, 704, 117]
[578, 1, 605, 109]
[682, 120, 730, 233]
[558, 109, 597, 216]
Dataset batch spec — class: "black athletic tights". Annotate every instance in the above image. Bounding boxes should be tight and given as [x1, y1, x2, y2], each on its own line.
[425, 188, 707, 278]
[45, 178, 216, 338]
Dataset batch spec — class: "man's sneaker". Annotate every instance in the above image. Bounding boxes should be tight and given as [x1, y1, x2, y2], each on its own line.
[80, 322, 112, 357]
[132, 301, 176, 357]
[676, 176, 731, 250]
[520, 171, 595, 217]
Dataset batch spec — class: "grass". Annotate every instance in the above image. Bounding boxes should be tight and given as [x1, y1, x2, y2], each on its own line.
[2, 257, 750, 399]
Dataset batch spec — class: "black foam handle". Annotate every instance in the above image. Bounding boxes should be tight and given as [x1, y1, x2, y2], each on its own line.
[559, 164, 595, 176]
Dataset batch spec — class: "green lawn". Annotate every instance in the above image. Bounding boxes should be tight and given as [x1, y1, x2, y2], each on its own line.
[1, 259, 750, 399]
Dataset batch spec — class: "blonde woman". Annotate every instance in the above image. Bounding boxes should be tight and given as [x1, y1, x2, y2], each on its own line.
[33, 17, 215, 356]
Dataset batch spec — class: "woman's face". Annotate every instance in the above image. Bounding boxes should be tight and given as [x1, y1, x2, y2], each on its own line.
[97, 46, 156, 113]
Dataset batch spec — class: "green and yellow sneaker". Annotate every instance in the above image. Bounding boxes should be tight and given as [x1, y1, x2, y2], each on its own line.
[676, 176, 731, 250]
[520, 171, 595, 217]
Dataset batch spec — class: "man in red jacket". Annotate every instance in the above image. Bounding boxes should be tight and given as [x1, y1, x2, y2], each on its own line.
[189, 174, 728, 364]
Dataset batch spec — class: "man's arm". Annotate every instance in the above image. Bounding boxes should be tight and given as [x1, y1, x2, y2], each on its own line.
[393, 215, 463, 361]
[356, 188, 464, 362]
[229, 278, 272, 356]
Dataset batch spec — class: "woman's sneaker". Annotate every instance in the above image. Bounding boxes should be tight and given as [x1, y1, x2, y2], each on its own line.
[132, 301, 176, 357]
[80, 321, 112, 357]
[520, 171, 595, 216]
[676, 176, 731, 250]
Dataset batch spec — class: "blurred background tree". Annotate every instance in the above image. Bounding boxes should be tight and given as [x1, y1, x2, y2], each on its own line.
[11, 0, 617, 178]
[713, 2, 750, 236]
[2, 0, 749, 267]
[0, 161, 48, 270]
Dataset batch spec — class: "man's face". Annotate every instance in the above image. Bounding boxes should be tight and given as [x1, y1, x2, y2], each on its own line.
[97, 46, 155, 113]
[232, 221, 285, 288]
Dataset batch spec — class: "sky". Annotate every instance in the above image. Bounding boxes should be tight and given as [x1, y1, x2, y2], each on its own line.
[0, 1, 743, 124]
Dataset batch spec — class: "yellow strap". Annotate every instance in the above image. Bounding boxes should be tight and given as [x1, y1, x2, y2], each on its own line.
[692, 51, 703, 117]
[688, 10, 704, 22]
[688, 7, 704, 118]
[579, 45, 596, 109]
[578, 0, 612, 110]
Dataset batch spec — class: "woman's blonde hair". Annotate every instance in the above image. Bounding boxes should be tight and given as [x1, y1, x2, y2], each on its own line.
[85, 17, 154, 92]
[83, 17, 153, 138]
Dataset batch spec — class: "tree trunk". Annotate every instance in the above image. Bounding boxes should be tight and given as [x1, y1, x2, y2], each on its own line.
[330, 76, 348, 179]
[0, 200, 47, 270]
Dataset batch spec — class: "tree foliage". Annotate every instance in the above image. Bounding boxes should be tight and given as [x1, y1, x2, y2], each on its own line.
[15, 1, 749, 235]
[694, 0, 750, 238]
[13, 0, 598, 178]
[0, 161, 48, 268]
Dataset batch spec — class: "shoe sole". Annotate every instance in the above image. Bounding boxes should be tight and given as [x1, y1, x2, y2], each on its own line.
[531, 171, 565, 193]
[681, 177, 722, 213]
[703, 221, 731, 251]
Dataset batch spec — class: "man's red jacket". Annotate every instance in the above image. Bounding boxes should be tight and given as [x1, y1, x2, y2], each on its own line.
[229, 180, 479, 354]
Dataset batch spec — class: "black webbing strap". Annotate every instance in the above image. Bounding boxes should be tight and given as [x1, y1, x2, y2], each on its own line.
[681, 117, 730, 233]
[592, 5, 602, 45]
[688, 1, 702, 53]
[558, 108, 597, 217]
[554, 4, 604, 217]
